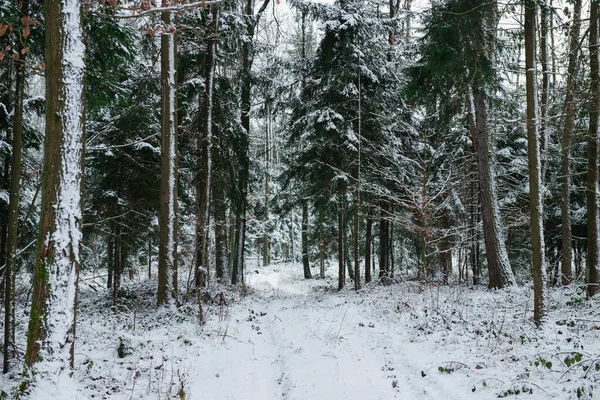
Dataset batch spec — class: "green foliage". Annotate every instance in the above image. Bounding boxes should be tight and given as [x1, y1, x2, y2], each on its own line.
[533, 356, 553, 370]
[567, 286, 587, 306]
[497, 385, 533, 397]
[565, 352, 583, 367]
[406, 0, 498, 105]
[84, 13, 138, 112]
[117, 337, 132, 358]
[576, 385, 594, 399]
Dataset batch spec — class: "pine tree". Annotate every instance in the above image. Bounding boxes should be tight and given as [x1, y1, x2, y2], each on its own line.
[407, 0, 515, 288]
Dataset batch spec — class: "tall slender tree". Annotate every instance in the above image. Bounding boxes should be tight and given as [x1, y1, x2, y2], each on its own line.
[560, 0, 582, 285]
[587, 0, 600, 297]
[3, 0, 31, 373]
[194, 7, 218, 288]
[158, 5, 179, 305]
[525, 0, 547, 322]
[231, 0, 271, 285]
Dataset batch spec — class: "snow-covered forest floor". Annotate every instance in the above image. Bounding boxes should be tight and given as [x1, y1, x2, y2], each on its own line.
[3, 264, 600, 399]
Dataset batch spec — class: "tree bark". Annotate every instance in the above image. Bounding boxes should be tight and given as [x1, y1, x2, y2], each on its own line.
[353, 198, 361, 289]
[587, 0, 600, 297]
[379, 202, 390, 281]
[107, 233, 113, 289]
[263, 99, 270, 267]
[24, 0, 85, 378]
[3, 10, 27, 373]
[158, 8, 179, 305]
[470, 169, 478, 285]
[232, 1, 253, 285]
[302, 201, 312, 278]
[365, 205, 372, 283]
[561, 0, 581, 285]
[539, 2, 551, 180]
[525, 0, 548, 322]
[441, 213, 451, 284]
[194, 8, 217, 289]
[338, 186, 345, 290]
[148, 234, 152, 279]
[213, 193, 227, 282]
[213, 125, 228, 282]
[466, 89, 515, 289]
[320, 227, 325, 279]
[112, 221, 121, 306]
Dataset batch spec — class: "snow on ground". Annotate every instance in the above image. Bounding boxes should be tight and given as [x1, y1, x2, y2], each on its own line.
[3, 263, 600, 399]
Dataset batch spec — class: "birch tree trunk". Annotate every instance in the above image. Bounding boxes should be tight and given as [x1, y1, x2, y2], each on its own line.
[158, 8, 179, 305]
[525, 0, 547, 322]
[560, 0, 581, 285]
[24, 0, 84, 388]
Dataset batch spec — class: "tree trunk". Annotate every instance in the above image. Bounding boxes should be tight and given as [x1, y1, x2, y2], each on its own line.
[107, 232, 114, 289]
[466, 89, 515, 288]
[389, 213, 394, 279]
[469, 170, 478, 285]
[587, 0, 600, 297]
[338, 190, 345, 290]
[441, 213, 451, 284]
[24, 0, 84, 380]
[263, 100, 270, 267]
[213, 132, 228, 282]
[112, 221, 121, 306]
[353, 193, 361, 290]
[576, 241, 583, 278]
[148, 235, 152, 279]
[379, 202, 390, 281]
[525, 0, 548, 322]
[302, 201, 311, 278]
[3, 16, 27, 374]
[231, 208, 246, 284]
[561, 0, 581, 285]
[345, 224, 355, 281]
[232, 0, 256, 285]
[539, 3, 551, 180]
[320, 227, 325, 279]
[365, 205, 372, 283]
[194, 8, 217, 289]
[158, 8, 178, 305]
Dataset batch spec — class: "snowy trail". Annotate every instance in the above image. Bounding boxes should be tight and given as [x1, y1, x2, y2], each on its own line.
[60, 263, 591, 400]
[186, 267, 429, 400]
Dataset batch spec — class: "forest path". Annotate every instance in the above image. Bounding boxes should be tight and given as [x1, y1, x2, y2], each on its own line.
[187, 264, 458, 400]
